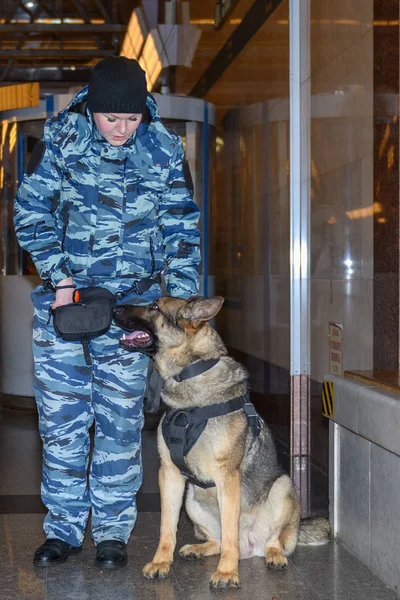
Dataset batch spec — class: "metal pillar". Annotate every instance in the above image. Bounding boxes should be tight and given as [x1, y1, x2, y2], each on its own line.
[202, 101, 209, 297]
[289, 0, 311, 517]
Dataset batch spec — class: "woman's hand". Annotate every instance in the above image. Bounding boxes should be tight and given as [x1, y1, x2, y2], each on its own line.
[51, 277, 75, 309]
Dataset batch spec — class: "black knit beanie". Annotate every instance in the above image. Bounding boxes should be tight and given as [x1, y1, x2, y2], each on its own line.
[87, 56, 148, 114]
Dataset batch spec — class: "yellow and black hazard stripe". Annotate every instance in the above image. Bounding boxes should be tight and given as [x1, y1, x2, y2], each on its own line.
[322, 381, 334, 418]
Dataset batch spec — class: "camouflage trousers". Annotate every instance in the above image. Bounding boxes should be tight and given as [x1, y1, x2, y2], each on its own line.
[32, 287, 149, 547]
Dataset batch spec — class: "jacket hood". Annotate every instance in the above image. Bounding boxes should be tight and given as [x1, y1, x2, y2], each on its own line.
[47, 85, 170, 154]
[62, 85, 162, 124]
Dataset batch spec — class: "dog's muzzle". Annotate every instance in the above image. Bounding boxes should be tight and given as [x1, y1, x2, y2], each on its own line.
[113, 306, 155, 354]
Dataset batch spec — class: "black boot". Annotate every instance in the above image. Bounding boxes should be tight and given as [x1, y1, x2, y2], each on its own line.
[33, 538, 82, 567]
[95, 540, 127, 569]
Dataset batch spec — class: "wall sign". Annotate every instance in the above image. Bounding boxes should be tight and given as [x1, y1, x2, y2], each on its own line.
[329, 322, 342, 375]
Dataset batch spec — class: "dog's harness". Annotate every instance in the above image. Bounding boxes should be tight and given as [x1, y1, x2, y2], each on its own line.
[162, 358, 263, 489]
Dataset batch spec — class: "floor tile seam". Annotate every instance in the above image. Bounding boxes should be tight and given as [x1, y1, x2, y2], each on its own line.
[42, 566, 48, 600]
[169, 563, 185, 593]
[148, 512, 162, 536]
[287, 557, 325, 600]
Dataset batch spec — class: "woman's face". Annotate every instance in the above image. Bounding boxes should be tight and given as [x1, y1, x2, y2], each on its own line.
[93, 112, 143, 146]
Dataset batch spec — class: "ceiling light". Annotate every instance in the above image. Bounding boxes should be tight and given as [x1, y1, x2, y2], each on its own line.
[121, 8, 147, 60]
[139, 30, 164, 91]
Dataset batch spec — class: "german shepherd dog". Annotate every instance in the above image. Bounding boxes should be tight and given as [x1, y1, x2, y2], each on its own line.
[113, 296, 330, 588]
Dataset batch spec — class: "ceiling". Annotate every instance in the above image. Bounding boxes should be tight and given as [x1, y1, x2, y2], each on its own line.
[0, 0, 293, 125]
[0, 0, 139, 82]
[0, 0, 257, 91]
[180, 0, 289, 118]
[1, 1, 374, 120]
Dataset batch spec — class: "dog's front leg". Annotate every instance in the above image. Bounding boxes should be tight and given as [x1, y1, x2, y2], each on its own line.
[210, 469, 241, 588]
[142, 461, 185, 579]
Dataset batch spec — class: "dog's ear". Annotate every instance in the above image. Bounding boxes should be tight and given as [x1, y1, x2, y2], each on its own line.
[178, 296, 224, 323]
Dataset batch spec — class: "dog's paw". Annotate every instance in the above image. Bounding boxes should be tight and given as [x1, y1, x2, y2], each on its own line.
[179, 544, 203, 560]
[142, 561, 171, 579]
[265, 552, 288, 571]
[209, 570, 240, 589]
[179, 543, 215, 560]
[179, 540, 220, 560]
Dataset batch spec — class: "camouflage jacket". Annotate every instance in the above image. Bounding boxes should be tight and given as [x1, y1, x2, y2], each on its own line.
[13, 87, 200, 299]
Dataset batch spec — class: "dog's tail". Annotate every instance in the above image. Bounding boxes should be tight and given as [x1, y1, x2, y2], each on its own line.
[297, 517, 331, 546]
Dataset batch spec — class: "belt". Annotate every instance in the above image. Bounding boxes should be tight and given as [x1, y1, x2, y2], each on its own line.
[115, 273, 162, 299]
[44, 273, 162, 296]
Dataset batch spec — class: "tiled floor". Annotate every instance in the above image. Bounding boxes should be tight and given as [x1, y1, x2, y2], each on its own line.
[0, 406, 397, 600]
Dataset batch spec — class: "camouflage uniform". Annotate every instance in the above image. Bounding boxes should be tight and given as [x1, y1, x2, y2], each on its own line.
[13, 87, 200, 546]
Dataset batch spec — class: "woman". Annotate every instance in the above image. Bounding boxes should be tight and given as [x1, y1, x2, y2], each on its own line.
[13, 56, 200, 569]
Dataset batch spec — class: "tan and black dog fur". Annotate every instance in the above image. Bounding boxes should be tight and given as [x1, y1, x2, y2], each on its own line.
[113, 296, 330, 589]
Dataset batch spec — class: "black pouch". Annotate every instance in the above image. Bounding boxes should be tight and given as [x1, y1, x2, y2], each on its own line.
[51, 287, 116, 365]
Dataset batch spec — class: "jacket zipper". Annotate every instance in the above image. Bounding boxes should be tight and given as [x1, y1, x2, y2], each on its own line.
[149, 237, 156, 278]
[61, 224, 67, 252]
[61, 202, 72, 252]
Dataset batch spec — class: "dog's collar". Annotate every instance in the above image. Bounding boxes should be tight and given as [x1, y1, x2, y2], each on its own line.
[173, 358, 220, 382]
